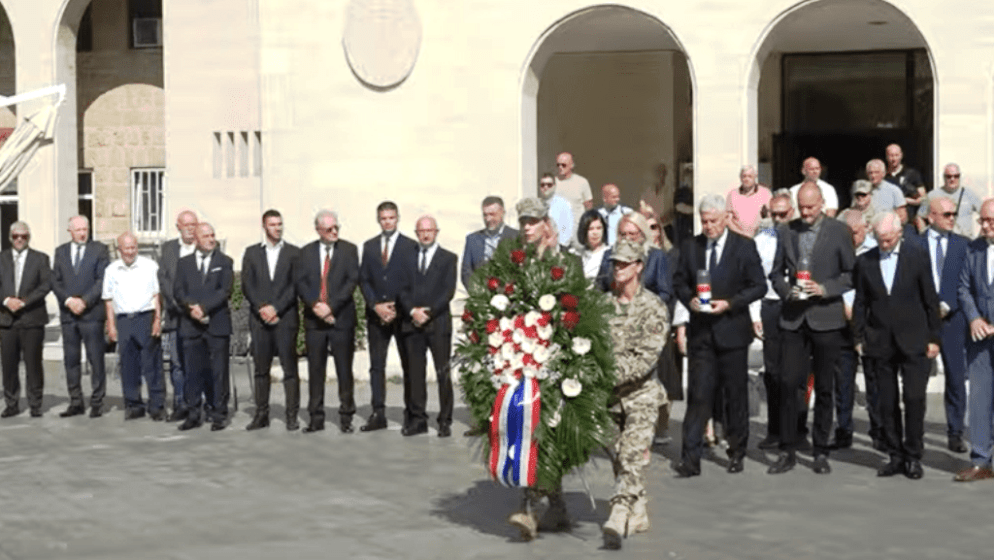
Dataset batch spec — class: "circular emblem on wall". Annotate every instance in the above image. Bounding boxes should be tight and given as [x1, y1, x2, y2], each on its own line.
[343, 0, 423, 90]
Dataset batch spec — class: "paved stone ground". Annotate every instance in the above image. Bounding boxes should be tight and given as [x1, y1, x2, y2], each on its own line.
[0, 356, 990, 560]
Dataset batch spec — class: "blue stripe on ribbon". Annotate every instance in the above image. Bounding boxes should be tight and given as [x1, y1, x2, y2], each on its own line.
[501, 382, 525, 486]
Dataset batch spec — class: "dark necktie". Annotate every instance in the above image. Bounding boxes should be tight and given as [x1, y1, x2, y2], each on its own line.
[381, 234, 390, 267]
[419, 248, 427, 275]
[319, 246, 331, 303]
[935, 232, 945, 284]
[708, 240, 718, 273]
[73, 245, 82, 273]
[201, 253, 209, 283]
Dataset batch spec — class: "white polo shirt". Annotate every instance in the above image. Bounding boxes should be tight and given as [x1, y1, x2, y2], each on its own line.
[102, 256, 160, 315]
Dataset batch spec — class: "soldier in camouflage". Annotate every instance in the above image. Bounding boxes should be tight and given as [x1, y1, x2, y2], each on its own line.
[602, 239, 670, 550]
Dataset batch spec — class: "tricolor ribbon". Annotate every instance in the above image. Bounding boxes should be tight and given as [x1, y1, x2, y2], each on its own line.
[489, 377, 540, 487]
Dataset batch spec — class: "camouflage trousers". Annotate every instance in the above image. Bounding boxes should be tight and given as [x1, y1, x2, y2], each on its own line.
[609, 380, 667, 508]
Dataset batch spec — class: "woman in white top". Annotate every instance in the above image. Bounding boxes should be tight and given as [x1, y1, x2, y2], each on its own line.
[574, 209, 610, 281]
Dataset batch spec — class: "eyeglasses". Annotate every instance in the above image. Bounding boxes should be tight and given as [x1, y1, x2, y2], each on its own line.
[940, 212, 956, 218]
[854, 192, 870, 197]
[415, 229, 437, 233]
[556, 163, 569, 168]
[10, 234, 28, 240]
[539, 182, 554, 187]
[980, 218, 994, 226]
[771, 211, 790, 219]
[318, 225, 339, 233]
[945, 174, 961, 179]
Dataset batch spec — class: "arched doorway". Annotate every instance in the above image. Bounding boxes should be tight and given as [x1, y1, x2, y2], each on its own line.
[749, 0, 935, 209]
[522, 5, 694, 242]
[0, 3, 15, 248]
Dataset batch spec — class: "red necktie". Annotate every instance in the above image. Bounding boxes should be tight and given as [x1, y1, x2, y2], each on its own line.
[381, 235, 389, 267]
[319, 248, 330, 303]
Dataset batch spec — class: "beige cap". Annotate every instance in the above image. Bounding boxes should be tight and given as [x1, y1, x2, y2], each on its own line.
[610, 239, 646, 263]
[516, 197, 549, 220]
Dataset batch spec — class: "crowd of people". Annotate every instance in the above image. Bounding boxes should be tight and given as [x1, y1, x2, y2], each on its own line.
[2, 146, 993, 549]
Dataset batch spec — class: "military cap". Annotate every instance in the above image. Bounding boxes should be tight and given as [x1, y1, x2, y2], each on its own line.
[851, 179, 872, 195]
[610, 239, 646, 263]
[516, 197, 549, 220]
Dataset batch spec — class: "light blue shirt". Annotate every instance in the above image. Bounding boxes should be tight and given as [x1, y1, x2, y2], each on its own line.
[598, 204, 633, 247]
[546, 194, 574, 247]
[926, 228, 947, 290]
[749, 226, 781, 322]
[879, 241, 901, 295]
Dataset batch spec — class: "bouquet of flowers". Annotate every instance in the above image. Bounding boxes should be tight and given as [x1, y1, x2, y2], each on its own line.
[457, 239, 615, 491]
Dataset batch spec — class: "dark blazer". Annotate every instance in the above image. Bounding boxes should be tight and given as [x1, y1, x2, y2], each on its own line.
[173, 250, 234, 337]
[674, 230, 766, 350]
[0, 248, 51, 328]
[52, 241, 109, 323]
[852, 241, 941, 359]
[359, 233, 417, 317]
[461, 225, 518, 287]
[158, 238, 189, 330]
[296, 240, 359, 332]
[596, 245, 671, 303]
[400, 245, 457, 334]
[771, 215, 855, 332]
[908, 229, 969, 316]
[958, 237, 994, 327]
[241, 242, 300, 329]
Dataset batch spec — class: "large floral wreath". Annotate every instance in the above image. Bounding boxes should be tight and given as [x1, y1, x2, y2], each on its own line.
[456, 238, 616, 491]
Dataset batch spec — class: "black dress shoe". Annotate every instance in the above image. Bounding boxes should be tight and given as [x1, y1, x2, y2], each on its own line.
[149, 409, 167, 422]
[245, 414, 270, 431]
[877, 458, 905, 477]
[812, 454, 831, 474]
[1, 406, 19, 418]
[757, 435, 780, 450]
[401, 423, 428, 436]
[872, 438, 887, 452]
[338, 417, 353, 434]
[360, 413, 387, 432]
[727, 456, 744, 474]
[904, 460, 924, 480]
[30, 408, 42, 418]
[124, 408, 146, 421]
[210, 420, 226, 432]
[166, 408, 188, 423]
[286, 417, 300, 431]
[948, 436, 968, 454]
[438, 424, 452, 438]
[89, 407, 102, 418]
[59, 405, 85, 418]
[673, 461, 701, 478]
[302, 421, 325, 433]
[178, 417, 202, 431]
[831, 431, 853, 450]
[767, 451, 796, 474]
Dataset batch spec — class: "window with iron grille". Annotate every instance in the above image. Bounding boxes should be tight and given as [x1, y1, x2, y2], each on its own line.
[131, 168, 165, 234]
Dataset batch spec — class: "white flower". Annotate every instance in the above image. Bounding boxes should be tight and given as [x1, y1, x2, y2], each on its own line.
[525, 310, 542, 327]
[509, 354, 525, 372]
[561, 378, 582, 398]
[538, 294, 556, 311]
[523, 366, 539, 379]
[571, 337, 592, 356]
[521, 336, 537, 354]
[490, 295, 510, 311]
[537, 324, 554, 341]
[512, 329, 524, 344]
[548, 401, 563, 427]
[490, 376, 504, 389]
[535, 367, 549, 380]
[488, 331, 503, 348]
[499, 317, 513, 332]
[533, 345, 551, 364]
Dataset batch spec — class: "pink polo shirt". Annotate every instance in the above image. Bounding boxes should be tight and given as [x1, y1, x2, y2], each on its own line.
[725, 185, 772, 238]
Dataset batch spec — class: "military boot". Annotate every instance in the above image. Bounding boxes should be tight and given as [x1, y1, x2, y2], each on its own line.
[629, 497, 650, 534]
[602, 502, 630, 550]
[537, 491, 570, 532]
[508, 493, 539, 541]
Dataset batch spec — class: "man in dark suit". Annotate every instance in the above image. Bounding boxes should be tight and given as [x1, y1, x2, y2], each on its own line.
[399, 215, 457, 437]
[0, 222, 51, 418]
[296, 210, 359, 433]
[768, 182, 856, 475]
[359, 201, 417, 432]
[461, 196, 518, 288]
[242, 209, 301, 431]
[672, 194, 766, 477]
[52, 216, 109, 418]
[909, 197, 970, 453]
[158, 210, 199, 421]
[853, 211, 940, 479]
[174, 223, 234, 432]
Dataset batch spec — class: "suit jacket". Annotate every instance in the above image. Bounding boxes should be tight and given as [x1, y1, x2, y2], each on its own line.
[673, 230, 766, 350]
[852, 241, 941, 358]
[360, 232, 417, 318]
[0, 248, 51, 328]
[241, 242, 300, 329]
[173, 250, 234, 337]
[400, 245, 457, 334]
[958, 237, 994, 328]
[771, 215, 855, 331]
[52, 240, 109, 323]
[461, 225, 518, 287]
[296, 239, 359, 332]
[908, 229, 968, 317]
[596, 246, 672, 304]
[158, 238, 191, 330]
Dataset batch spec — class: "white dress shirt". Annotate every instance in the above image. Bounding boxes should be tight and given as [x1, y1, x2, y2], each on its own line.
[705, 228, 729, 272]
[319, 242, 335, 271]
[179, 240, 196, 259]
[749, 227, 780, 322]
[12, 248, 27, 296]
[879, 241, 901, 295]
[381, 231, 398, 262]
[417, 242, 438, 273]
[987, 242, 994, 285]
[264, 239, 283, 281]
[102, 256, 160, 314]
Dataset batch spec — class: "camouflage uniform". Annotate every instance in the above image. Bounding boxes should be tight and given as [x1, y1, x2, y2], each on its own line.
[608, 285, 669, 510]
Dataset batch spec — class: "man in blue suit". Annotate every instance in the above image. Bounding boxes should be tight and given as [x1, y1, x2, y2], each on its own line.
[52, 216, 109, 418]
[956, 199, 994, 481]
[910, 197, 970, 453]
[359, 201, 417, 432]
[461, 196, 517, 288]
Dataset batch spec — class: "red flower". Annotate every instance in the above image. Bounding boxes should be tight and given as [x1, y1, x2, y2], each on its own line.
[488, 344, 498, 355]
[523, 325, 538, 339]
[511, 250, 526, 265]
[470, 331, 480, 344]
[505, 283, 515, 296]
[503, 330, 514, 343]
[523, 353, 538, 367]
[551, 266, 564, 280]
[462, 309, 473, 323]
[538, 312, 552, 326]
[485, 319, 499, 334]
[562, 311, 581, 330]
[487, 277, 500, 291]
[560, 294, 578, 310]
[514, 315, 526, 329]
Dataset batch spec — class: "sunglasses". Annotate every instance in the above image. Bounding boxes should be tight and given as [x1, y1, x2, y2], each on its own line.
[945, 174, 960, 179]
[10, 234, 28, 240]
[940, 212, 956, 218]
[771, 211, 789, 219]
[539, 182, 554, 187]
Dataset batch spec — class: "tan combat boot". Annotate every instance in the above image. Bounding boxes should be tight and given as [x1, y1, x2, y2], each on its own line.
[629, 497, 650, 533]
[509, 493, 538, 541]
[601, 502, 630, 550]
[537, 492, 570, 532]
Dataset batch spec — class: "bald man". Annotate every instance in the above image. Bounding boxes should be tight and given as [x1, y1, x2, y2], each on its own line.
[555, 152, 593, 248]
[883, 143, 927, 218]
[789, 157, 839, 218]
[158, 210, 199, 421]
[597, 183, 633, 247]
